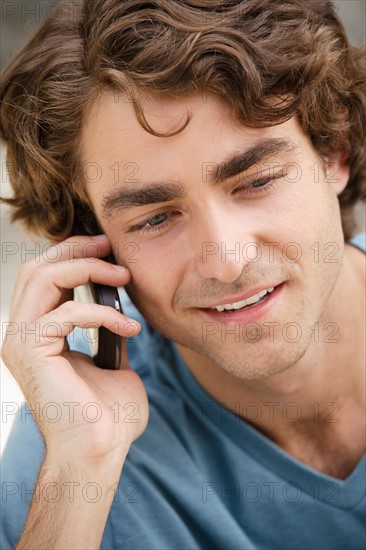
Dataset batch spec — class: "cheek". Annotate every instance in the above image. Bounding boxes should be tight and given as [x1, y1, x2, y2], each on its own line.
[276, 167, 331, 234]
[263, 170, 342, 273]
[124, 242, 184, 310]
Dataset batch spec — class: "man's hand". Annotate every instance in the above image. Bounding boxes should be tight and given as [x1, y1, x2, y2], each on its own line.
[1, 233, 149, 467]
[1, 234, 150, 548]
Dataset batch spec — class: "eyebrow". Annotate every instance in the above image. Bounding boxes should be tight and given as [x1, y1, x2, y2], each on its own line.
[101, 137, 298, 220]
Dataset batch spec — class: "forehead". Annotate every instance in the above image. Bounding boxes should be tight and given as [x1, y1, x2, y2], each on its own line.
[80, 94, 311, 220]
[81, 91, 303, 159]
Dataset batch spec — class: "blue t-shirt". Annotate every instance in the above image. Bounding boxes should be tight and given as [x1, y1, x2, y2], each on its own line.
[1, 233, 365, 549]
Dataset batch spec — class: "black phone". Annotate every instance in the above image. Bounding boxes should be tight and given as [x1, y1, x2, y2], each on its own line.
[72, 218, 123, 370]
[73, 277, 123, 370]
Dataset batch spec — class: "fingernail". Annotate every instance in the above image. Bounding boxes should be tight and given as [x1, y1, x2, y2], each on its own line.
[94, 234, 107, 239]
[128, 321, 141, 331]
[112, 264, 127, 272]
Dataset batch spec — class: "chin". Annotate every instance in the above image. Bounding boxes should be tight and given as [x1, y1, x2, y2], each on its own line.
[200, 339, 310, 381]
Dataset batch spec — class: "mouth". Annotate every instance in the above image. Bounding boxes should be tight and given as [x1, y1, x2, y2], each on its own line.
[198, 283, 284, 324]
[209, 285, 276, 312]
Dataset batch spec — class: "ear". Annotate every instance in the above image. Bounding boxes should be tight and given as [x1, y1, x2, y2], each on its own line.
[325, 151, 350, 195]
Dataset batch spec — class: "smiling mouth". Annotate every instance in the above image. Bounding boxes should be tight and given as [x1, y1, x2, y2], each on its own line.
[209, 286, 276, 312]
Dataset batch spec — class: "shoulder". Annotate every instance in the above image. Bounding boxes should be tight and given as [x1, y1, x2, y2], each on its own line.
[348, 231, 366, 253]
[346, 231, 366, 285]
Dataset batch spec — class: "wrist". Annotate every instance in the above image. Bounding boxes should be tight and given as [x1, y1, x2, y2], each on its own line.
[42, 447, 129, 503]
[45, 441, 130, 474]
[15, 448, 128, 550]
[38, 452, 128, 509]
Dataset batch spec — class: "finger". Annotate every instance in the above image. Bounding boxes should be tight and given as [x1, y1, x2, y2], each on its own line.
[11, 235, 113, 310]
[14, 300, 140, 356]
[36, 299, 140, 342]
[34, 234, 112, 267]
[12, 257, 131, 325]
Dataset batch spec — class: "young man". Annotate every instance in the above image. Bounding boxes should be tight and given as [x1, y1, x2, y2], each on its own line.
[0, 1, 365, 548]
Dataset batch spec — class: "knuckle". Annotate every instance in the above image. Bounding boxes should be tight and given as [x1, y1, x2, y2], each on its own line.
[20, 261, 45, 283]
[19, 264, 45, 294]
[0, 343, 9, 364]
[59, 300, 75, 313]
[1, 340, 17, 367]
[23, 261, 60, 287]
[18, 258, 38, 278]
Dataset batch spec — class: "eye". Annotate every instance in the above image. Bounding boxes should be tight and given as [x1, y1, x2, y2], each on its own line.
[235, 172, 285, 196]
[145, 212, 169, 227]
[126, 211, 181, 235]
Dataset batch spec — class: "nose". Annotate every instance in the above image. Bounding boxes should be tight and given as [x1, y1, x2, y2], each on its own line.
[189, 205, 254, 283]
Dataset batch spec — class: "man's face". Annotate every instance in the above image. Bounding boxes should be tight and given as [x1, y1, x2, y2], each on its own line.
[81, 92, 348, 380]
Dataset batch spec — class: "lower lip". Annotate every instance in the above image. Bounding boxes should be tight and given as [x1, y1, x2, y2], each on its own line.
[198, 283, 285, 324]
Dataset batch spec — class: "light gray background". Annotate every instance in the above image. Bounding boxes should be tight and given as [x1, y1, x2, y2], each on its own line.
[1, 1, 365, 453]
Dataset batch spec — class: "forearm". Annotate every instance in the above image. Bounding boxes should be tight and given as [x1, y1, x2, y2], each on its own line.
[16, 451, 128, 550]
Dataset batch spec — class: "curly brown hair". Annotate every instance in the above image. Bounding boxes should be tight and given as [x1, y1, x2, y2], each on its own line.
[0, 0, 365, 241]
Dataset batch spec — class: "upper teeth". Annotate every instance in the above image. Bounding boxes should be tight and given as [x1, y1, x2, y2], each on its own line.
[212, 287, 275, 312]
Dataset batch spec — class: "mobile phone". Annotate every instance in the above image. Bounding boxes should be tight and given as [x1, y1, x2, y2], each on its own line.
[73, 275, 123, 370]
[71, 218, 123, 370]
